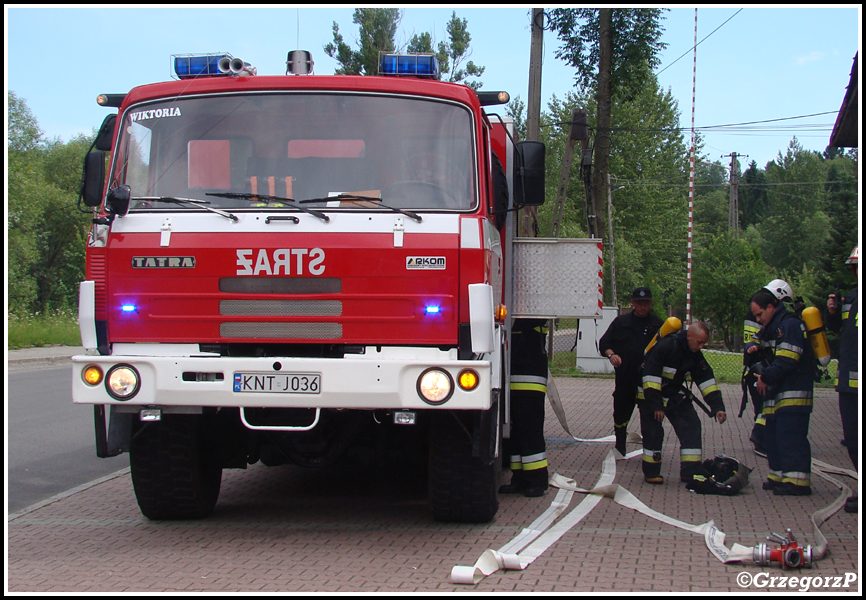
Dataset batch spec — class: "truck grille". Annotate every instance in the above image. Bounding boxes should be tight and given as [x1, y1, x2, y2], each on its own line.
[217, 278, 344, 341]
[87, 252, 107, 313]
[220, 300, 342, 316]
[219, 322, 343, 339]
[219, 277, 341, 294]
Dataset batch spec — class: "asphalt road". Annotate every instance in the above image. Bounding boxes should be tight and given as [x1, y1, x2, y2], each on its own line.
[7, 362, 127, 513]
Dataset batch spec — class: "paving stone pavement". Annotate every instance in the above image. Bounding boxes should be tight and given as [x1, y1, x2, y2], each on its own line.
[6, 369, 860, 593]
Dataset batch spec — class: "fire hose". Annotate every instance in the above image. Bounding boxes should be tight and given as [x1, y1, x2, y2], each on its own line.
[451, 378, 857, 585]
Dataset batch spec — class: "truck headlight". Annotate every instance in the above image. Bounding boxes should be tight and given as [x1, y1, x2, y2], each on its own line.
[417, 368, 453, 405]
[105, 364, 141, 400]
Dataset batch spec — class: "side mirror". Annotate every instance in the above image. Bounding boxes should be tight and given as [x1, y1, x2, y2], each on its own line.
[82, 151, 106, 207]
[94, 114, 116, 152]
[106, 185, 131, 218]
[514, 141, 545, 207]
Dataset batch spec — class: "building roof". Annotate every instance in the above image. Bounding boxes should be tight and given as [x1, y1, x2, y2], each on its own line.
[829, 52, 858, 148]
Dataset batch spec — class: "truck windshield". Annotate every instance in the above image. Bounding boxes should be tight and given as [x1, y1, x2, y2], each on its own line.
[112, 93, 477, 213]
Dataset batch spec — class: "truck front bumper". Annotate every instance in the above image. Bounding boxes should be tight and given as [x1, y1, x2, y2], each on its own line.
[72, 345, 494, 411]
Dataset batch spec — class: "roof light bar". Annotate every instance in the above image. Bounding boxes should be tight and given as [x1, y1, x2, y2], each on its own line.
[379, 52, 440, 79]
[172, 53, 234, 80]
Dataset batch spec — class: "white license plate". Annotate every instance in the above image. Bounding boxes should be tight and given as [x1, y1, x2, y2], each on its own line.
[233, 372, 321, 394]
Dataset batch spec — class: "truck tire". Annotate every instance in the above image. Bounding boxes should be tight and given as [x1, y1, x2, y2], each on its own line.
[428, 409, 499, 523]
[129, 414, 222, 520]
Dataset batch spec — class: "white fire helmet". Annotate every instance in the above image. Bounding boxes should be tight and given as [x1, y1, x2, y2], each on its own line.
[846, 245, 858, 265]
[763, 279, 793, 302]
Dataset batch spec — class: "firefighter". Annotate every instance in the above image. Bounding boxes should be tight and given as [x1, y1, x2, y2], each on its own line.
[742, 279, 794, 458]
[751, 289, 815, 496]
[599, 287, 664, 456]
[500, 318, 549, 498]
[638, 321, 726, 485]
[826, 245, 858, 513]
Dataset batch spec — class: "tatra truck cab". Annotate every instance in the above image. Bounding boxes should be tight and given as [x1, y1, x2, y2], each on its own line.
[73, 52, 600, 523]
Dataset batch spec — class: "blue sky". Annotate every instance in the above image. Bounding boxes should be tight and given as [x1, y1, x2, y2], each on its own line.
[5, 6, 861, 169]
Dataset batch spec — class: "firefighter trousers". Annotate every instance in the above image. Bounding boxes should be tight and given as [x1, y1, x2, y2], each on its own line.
[748, 385, 766, 448]
[765, 411, 812, 489]
[612, 375, 640, 436]
[506, 384, 549, 488]
[839, 391, 858, 469]
[638, 399, 703, 480]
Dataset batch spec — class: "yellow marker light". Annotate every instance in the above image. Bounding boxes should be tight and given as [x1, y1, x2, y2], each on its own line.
[495, 304, 508, 322]
[458, 369, 479, 391]
[82, 365, 104, 386]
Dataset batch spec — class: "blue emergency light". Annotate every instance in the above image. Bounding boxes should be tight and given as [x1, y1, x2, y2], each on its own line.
[173, 53, 233, 79]
[121, 304, 137, 313]
[425, 305, 441, 315]
[379, 53, 440, 79]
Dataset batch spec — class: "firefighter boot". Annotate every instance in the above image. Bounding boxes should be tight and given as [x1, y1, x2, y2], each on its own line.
[614, 426, 628, 457]
[499, 471, 528, 494]
[522, 467, 549, 498]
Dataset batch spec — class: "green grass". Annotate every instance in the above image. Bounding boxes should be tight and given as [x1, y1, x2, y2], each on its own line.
[550, 347, 837, 389]
[7, 310, 82, 350]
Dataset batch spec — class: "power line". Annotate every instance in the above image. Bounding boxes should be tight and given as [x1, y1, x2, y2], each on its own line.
[656, 9, 744, 77]
[699, 112, 837, 129]
[546, 110, 838, 133]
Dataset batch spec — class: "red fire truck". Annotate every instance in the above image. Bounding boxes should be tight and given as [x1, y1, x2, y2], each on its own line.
[73, 52, 600, 523]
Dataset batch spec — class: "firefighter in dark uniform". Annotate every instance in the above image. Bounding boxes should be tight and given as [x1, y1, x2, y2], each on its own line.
[826, 245, 858, 513]
[599, 287, 664, 456]
[742, 279, 793, 457]
[638, 321, 726, 485]
[752, 289, 815, 496]
[499, 318, 549, 498]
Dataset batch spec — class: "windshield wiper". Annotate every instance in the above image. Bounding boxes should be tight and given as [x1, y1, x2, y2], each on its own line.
[133, 196, 238, 222]
[300, 194, 422, 223]
[205, 192, 330, 223]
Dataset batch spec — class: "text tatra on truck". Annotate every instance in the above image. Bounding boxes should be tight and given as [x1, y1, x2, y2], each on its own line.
[73, 51, 603, 523]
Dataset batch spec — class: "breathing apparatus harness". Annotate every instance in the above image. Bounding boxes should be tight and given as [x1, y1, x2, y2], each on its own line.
[738, 300, 829, 419]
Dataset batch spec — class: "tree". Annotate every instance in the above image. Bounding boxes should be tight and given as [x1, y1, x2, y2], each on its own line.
[441, 12, 485, 89]
[739, 160, 769, 230]
[8, 90, 44, 153]
[326, 9, 485, 88]
[505, 95, 526, 142]
[692, 159, 731, 242]
[692, 234, 768, 350]
[538, 67, 690, 308]
[758, 139, 830, 275]
[8, 92, 94, 315]
[408, 12, 485, 89]
[817, 157, 859, 293]
[548, 9, 667, 239]
[324, 8, 402, 75]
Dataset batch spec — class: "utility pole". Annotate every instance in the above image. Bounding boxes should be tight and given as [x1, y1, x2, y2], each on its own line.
[723, 152, 746, 237]
[588, 8, 613, 241]
[550, 110, 587, 238]
[522, 7, 544, 238]
[606, 173, 618, 305]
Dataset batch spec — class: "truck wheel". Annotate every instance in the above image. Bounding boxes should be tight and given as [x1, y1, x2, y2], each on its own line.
[129, 414, 222, 520]
[428, 410, 499, 523]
